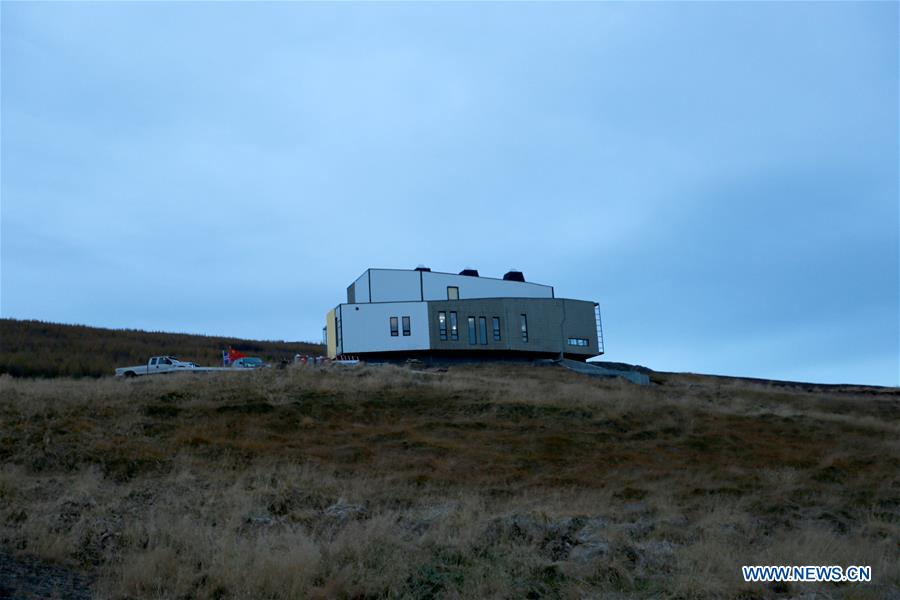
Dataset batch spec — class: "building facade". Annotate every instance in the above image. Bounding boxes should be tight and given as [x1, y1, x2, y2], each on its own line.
[325, 267, 604, 361]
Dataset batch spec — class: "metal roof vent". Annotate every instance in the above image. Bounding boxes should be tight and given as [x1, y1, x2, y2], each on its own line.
[414, 265, 431, 272]
[459, 268, 479, 277]
[503, 269, 525, 282]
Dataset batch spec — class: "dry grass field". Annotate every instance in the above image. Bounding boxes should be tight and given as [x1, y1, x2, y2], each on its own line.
[0, 363, 897, 599]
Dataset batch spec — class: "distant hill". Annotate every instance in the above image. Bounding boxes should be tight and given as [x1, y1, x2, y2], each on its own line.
[0, 319, 324, 378]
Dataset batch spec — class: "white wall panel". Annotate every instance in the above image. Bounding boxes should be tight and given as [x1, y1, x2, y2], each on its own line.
[421, 272, 552, 301]
[339, 302, 430, 353]
[346, 269, 555, 305]
[369, 269, 422, 302]
[349, 271, 370, 303]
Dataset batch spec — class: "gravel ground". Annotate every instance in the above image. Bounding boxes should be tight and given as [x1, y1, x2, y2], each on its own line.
[0, 553, 92, 600]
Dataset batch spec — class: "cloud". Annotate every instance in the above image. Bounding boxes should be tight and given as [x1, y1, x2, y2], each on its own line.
[2, 1, 897, 384]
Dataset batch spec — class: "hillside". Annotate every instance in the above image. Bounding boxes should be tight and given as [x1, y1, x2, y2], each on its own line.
[0, 363, 897, 598]
[0, 319, 324, 378]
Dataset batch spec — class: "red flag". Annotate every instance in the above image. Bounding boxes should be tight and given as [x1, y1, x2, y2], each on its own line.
[229, 348, 247, 362]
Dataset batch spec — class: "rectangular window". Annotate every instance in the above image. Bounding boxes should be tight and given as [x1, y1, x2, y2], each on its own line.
[438, 311, 447, 341]
[450, 312, 459, 340]
[567, 338, 590, 347]
[478, 317, 488, 345]
[390, 316, 399, 337]
[492, 317, 501, 341]
[467, 316, 477, 345]
[520, 314, 528, 343]
[402, 316, 411, 336]
[447, 286, 459, 300]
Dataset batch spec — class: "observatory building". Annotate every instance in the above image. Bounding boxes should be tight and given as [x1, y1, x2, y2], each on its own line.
[324, 267, 604, 362]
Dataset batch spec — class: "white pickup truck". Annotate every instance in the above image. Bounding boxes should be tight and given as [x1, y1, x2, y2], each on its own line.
[115, 356, 222, 377]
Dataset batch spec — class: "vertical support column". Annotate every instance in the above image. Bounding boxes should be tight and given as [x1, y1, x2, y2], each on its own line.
[325, 308, 337, 358]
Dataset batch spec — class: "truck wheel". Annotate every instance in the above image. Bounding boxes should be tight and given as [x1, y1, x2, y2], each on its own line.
[124, 371, 136, 378]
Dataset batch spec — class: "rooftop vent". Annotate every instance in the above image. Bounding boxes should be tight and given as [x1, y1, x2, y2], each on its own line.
[414, 265, 431, 272]
[459, 268, 479, 277]
[503, 269, 525, 282]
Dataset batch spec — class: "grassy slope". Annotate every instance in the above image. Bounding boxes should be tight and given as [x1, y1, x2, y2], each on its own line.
[0, 319, 324, 378]
[0, 364, 897, 598]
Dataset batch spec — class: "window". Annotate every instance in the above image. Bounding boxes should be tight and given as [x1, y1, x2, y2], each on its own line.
[478, 317, 488, 345]
[567, 338, 590, 347]
[390, 316, 399, 336]
[438, 311, 447, 341]
[520, 314, 528, 342]
[402, 316, 411, 336]
[447, 286, 459, 300]
[467, 316, 477, 345]
[492, 317, 501, 341]
[450, 312, 459, 340]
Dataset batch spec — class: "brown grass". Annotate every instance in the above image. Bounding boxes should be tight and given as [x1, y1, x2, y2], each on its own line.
[0, 363, 898, 598]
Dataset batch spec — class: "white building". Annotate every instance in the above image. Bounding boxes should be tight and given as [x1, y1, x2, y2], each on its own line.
[325, 267, 603, 361]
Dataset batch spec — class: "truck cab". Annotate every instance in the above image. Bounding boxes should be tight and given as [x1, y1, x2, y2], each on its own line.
[150, 356, 173, 372]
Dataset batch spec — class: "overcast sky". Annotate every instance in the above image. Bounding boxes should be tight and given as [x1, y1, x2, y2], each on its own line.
[2, 2, 897, 385]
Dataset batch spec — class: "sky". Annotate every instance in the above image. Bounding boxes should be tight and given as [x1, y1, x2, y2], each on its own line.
[1, 2, 897, 385]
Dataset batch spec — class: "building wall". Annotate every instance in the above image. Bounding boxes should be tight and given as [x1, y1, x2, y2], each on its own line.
[337, 301, 430, 354]
[420, 271, 553, 301]
[347, 271, 370, 304]
[559, 299, 600, 354]
[368, 270, 422, 303]
[425, 298, 599, 357]
[344, 269, 555, 304]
